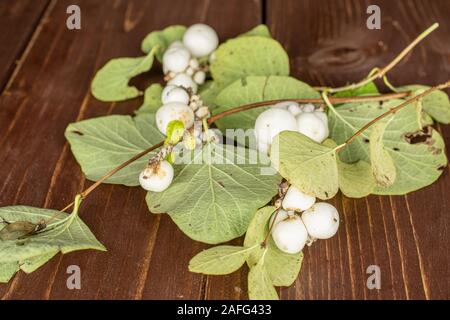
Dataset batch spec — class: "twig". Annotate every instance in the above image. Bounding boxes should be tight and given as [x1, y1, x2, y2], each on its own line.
[207, 92, 410, 124]
[60, 140, 164, 212]
[57, 82, 445, 214]
[335, 80, 450, 150]
[261, 208, 280, 248]
[314, 23, 439, 93]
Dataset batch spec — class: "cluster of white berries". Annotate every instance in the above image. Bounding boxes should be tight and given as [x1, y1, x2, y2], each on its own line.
[271, 185, 339, 254]
[254, 101, 329, 154]
[156, 24, 219, 137]
[140, 24, 219, 193]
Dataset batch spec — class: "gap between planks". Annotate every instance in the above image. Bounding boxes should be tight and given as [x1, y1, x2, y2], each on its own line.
[2, 0, 57, 95]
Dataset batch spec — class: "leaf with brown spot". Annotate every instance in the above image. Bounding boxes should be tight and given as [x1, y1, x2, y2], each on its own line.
[398, 85, 450, 124]
[369, 122, 397, 187]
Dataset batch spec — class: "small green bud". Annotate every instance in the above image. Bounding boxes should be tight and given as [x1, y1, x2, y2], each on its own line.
[165, 120, 185, 145]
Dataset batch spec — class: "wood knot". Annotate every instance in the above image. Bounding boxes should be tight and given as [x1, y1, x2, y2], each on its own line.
[308, 45, 363, 67]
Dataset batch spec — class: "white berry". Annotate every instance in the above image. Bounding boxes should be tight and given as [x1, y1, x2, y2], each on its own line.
[273, 101, 302, 117]
[193, 71, 206, 85]
[189, 101, 201, 111]
[195, 106, 210, 119]
[156, 102, 194, 135]
[189, 58, 199, 69]
[169, 41, 184, 49]
[269, 209, 289, 227]
[288, 104, 303, 116]
[314, 110, 328, 125]
[139, 161, 174, 192]
[254, 108, 297, 145]
[185, 67, 195, 76]
[167, 73, 198, 93]
[272, 216, 308, 254]
[162, 46, 191, 73]
[301, 202, 339, 239]
[183, 23, 219, 57]
[296, 112, 329, 143]
[301, 103, 315, 113]
[282, 186, 316, 212]
[161, 85, 190, 104]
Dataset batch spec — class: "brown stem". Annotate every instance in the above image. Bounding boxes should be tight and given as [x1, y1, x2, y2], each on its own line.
[207, 92, 410, 124]
[338, 81, 450, 150]
[60, 140, 164, 212]
[261, 208, 280, 247]
[58, 84, 444, 213]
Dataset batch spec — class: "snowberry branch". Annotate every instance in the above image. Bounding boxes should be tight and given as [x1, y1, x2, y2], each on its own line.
[314, 23, 439, 93]
[58, 90, 425, 214]
[57, 81, 446, 216]
[325, 80, 450, 151]
[207, 92, 410, 124]
[55, 23, 442, 215]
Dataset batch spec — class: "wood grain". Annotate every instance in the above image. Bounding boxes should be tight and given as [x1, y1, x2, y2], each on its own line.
[0, 0, 50, 92]
[0, 0, 262, 300]
[0, 0, 449, 300]
[266, 0, 450, 300]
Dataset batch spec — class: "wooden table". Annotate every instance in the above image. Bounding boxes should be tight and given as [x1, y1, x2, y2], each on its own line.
[0, 0, 448, 300]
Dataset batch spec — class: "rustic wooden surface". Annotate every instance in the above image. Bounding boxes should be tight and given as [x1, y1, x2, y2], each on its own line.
[0, 0, 448, 300]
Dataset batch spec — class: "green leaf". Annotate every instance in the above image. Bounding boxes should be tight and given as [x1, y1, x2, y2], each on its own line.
[323, 139, 375, 198]
[0, 263, 19, 283]
[398, 85, 450, 124]
[65, 114, 164, 186]
[198, 81, 223, 109]
[264, 238, 303, 287]
[369, 122, 397, 187]
[238, 25, 272, 38]
[248, 253, 279, 300]
[213, 76, 320, 131]
[146, 143, 280, 244]
[271, 131, 339, 200]
[337, 159, 376, 198]
[243, 206, 275, 255]
[329, 99, 447, 194]
[244, 206, 303, 286]
[0, 198, 105, 283]
[20, 250, 59, 273]
[374, 127, 447, 195]
[189, 245, 252, 275]
[328, 99, 410, 163]
[141, 25, 186, 60]
[135, 84, 163, 115]
[210, 37, 289, 87]
[91, 47, 158, 102]
[333, 82, 379, 98]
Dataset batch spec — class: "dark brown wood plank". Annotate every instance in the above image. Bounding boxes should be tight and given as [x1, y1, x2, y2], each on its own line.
[0, 0, 262, 299]
[0, 0, 50, 91]
[265, 0, 450, 300]
[2, 0, 448, 301]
